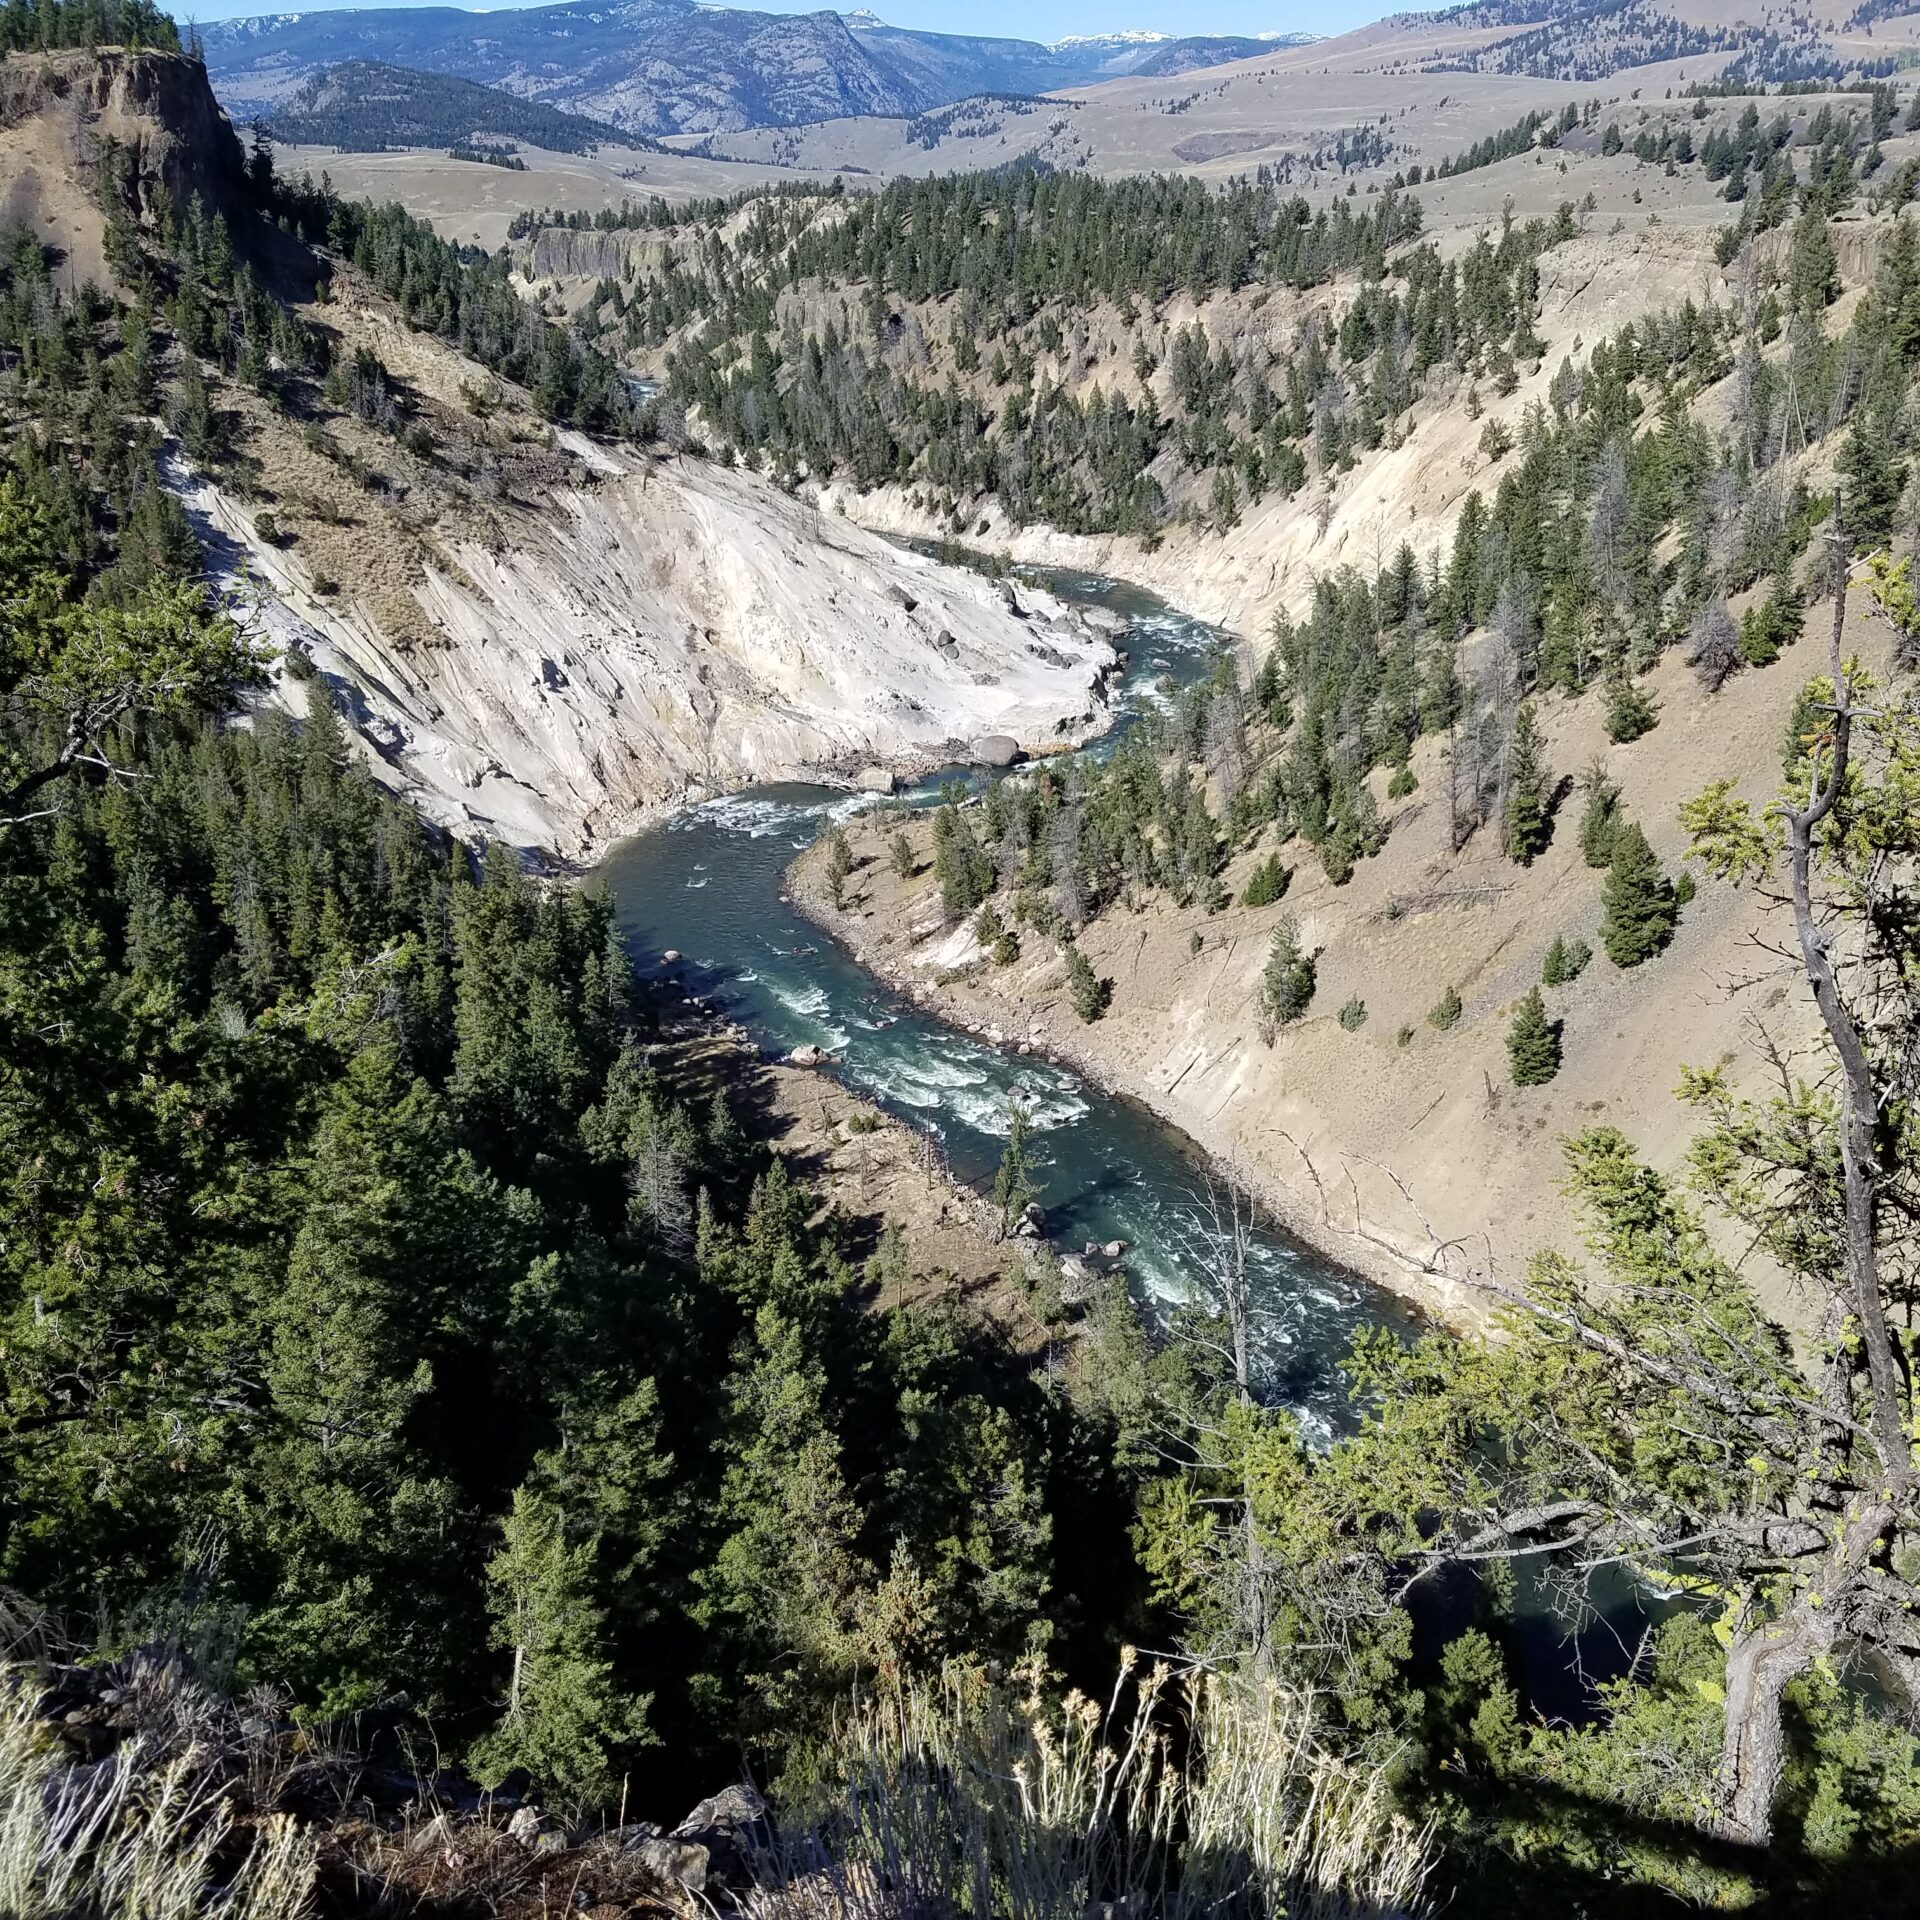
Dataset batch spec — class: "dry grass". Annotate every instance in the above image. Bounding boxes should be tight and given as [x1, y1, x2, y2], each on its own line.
[757, 1655, 1434, 1920]
[0, 1657, 316, 1920]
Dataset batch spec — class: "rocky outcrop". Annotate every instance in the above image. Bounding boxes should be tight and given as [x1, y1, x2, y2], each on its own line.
[0, 49, 246, 234]
[178, 442, 1117, 861]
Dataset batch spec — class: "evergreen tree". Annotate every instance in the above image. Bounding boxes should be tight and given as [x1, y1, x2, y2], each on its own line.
[1542, 933, 1591, 985]
[1428, 983, 1463, 1030]
[468, 1487, 650, 1810]
[1600, 823, 1679, 967]
[932, 804, 994, 918]
[1787, 207, 1839, 321]
[1240, 851, 1290, 907]
[993, 1101, 1036, 1237]
[1837, 414, 1908, 554]
[1064, 943, 1111, 1021]
[823, 824, 854, 909]
[1604, 669, 1657, 743]
[1506, 986, 1561, 1084]
[1579, 760, 1624, 868]
[1259, 916, 1315, 1037]
[1503, 701, 1551, 865]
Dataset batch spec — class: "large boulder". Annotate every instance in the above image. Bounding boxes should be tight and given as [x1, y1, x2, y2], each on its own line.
[672, 1783, 773, 1888]
[971, 734, 1021, 768]
[854, 766, 897, 794]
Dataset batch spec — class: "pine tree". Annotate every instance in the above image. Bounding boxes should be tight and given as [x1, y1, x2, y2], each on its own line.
[993, 1101, 1036, 1237]
[1579, 759, 1623, 868]
[1259, 915, 1316, 1038]
[1837, 414, 1908, 555]
[1600, 823, 1679, 967]
[1787, 206, 1838, 321]
[933, 804, 994, 918]
[823, 824, 853, 909]
[1240, 851, 1290, 907]
[468, 1488, 649, 1810]
[1542, 934, 1591, 985]
[1503, 701, 1550, 865]
[1428, 983, 1463, 1030]
[890, 830, 915, 878]
[1604, 669, 1657, 743]
[1064, 943, 1110, 1021]
[1506, 986, 1561, 1084]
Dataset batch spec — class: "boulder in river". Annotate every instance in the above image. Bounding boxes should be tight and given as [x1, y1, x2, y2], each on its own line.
[789, 1044, 825, 1066]
[854, 766, 897, 793]
[971, 734, 1021, 768]
[662, 949, 682, 963]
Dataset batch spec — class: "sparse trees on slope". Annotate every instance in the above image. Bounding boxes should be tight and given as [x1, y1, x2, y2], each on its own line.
[1505, 986, 1560, 1084]
[1599, 822, 1679, 966]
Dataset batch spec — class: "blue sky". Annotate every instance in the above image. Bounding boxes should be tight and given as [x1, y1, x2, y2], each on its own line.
[177, 0, 1350, 43]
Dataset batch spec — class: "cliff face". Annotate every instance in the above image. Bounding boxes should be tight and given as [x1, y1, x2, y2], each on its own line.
[0, 48, 1112, 860]
[0, 50, 245, 269]
[181, 437, 1118, 862]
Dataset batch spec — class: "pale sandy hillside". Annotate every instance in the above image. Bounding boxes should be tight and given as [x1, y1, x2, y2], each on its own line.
[793, 592, 1897, 1331]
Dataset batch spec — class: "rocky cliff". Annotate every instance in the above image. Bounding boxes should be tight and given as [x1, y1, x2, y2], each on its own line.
[0, 48, 245, 258]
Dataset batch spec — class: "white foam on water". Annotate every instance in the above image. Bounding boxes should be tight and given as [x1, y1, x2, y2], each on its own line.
[768, 978, 834, 1024]
[945, 1079, 1090, 1138]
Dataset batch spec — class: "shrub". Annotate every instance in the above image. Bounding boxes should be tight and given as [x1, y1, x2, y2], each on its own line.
[1427, 984, 1463, 1031]
[1338, 995, 1368, 1031]
[1241, 852, 1292, 908]
[1387, 762, 1417, 799]
[1541, 934, 1591, 985]
[1506, 986, 1562, 1084]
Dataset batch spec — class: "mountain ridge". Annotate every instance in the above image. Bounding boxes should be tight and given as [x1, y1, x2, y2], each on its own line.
[200, 0, 1320, 136]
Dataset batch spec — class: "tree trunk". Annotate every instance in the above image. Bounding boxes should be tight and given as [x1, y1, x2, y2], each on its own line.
[1714, 1609, 1824, 1847]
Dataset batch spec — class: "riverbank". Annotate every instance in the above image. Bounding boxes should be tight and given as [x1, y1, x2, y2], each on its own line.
[785, 832, 1488, 1334]
[781, 577, 1851, 1343]
[644, 983, 1067, 1350]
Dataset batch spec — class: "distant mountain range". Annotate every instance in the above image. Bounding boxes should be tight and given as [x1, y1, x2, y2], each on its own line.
[260, 58, 648, 152]
[199, 1, 1319, 138]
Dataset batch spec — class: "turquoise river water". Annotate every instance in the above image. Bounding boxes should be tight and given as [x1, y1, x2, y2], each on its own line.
[595, 565, 1421, 1444]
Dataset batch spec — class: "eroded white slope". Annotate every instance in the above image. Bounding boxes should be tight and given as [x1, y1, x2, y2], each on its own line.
[179, 443, 1117, 860]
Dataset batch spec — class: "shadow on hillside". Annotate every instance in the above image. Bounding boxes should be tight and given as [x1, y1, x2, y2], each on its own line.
[1422, 1770, 1920, 1919]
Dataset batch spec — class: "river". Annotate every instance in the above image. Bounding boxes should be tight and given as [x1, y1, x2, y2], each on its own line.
[596, 565, 1421, 1445]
